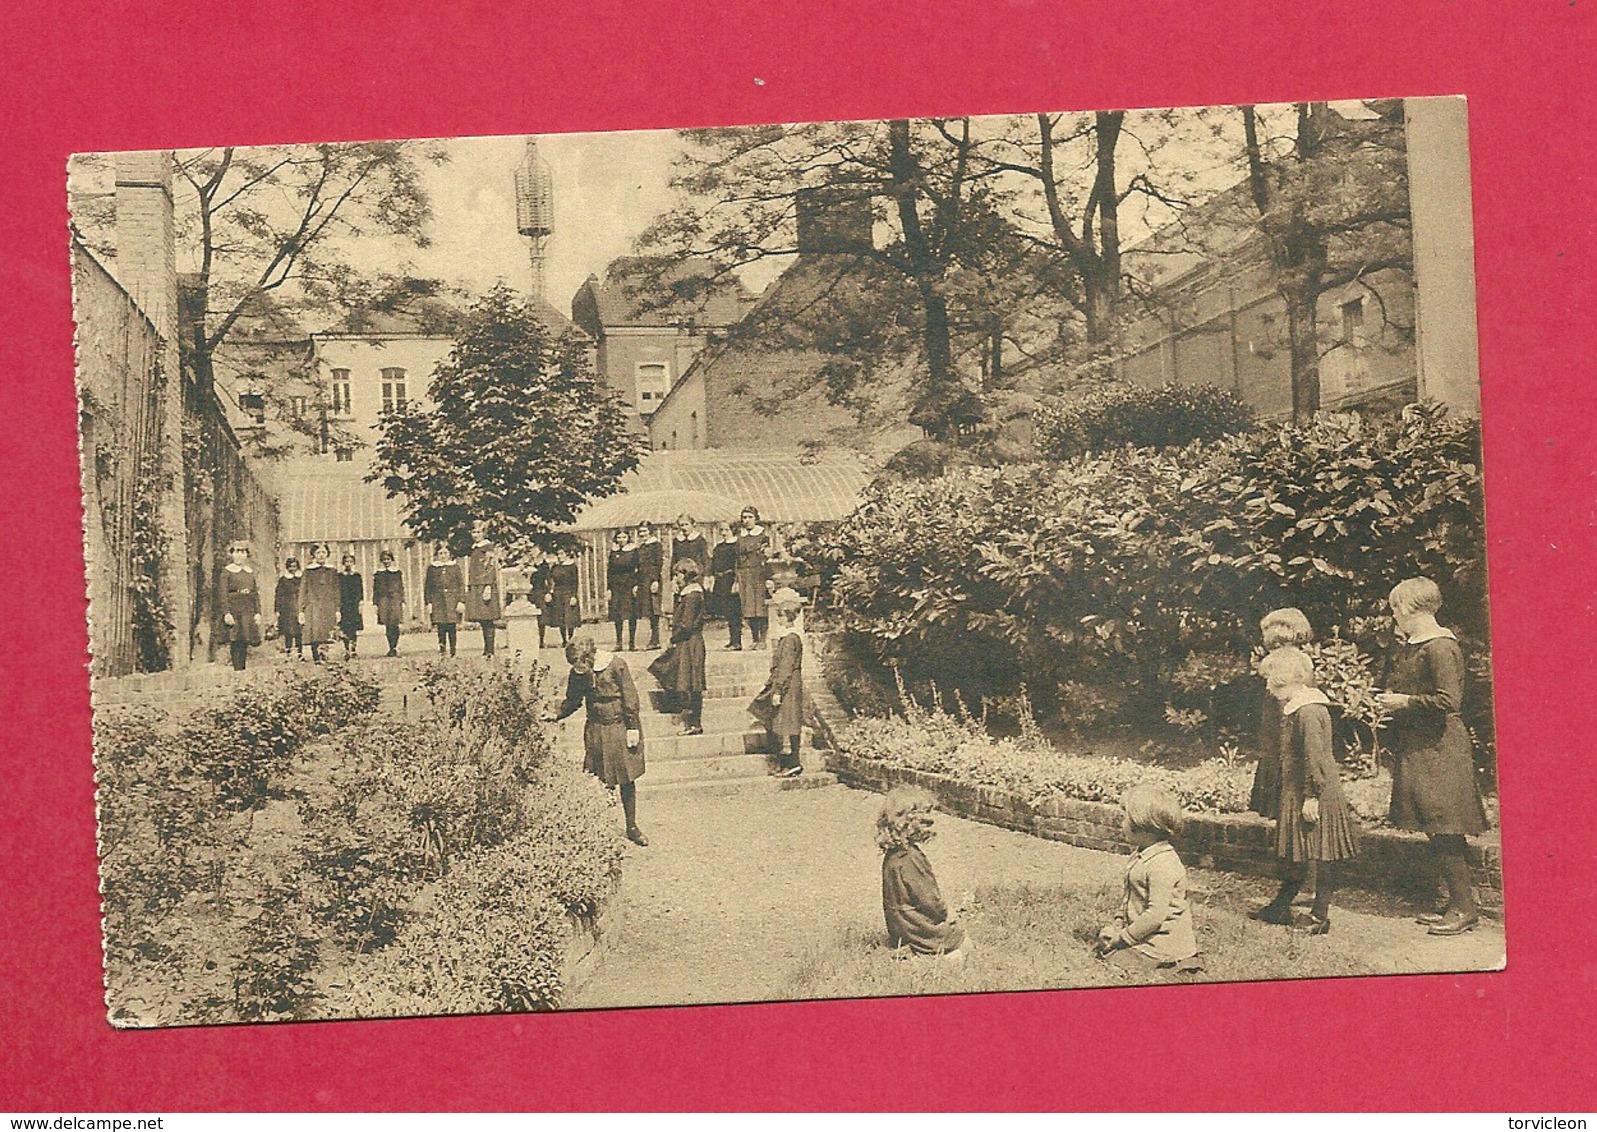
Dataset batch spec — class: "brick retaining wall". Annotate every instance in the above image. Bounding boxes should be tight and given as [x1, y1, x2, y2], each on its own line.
[829, 751, 1503, 912]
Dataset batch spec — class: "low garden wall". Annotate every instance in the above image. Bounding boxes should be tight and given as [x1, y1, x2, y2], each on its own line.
[829, 751, 1503, 912]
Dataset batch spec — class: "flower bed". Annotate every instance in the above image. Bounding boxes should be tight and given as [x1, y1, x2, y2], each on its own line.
[96, 660, 623, 1026]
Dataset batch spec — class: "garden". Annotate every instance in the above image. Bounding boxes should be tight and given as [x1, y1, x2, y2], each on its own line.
[803, 386, 1496, 834]
[95, 660, 623, 1025]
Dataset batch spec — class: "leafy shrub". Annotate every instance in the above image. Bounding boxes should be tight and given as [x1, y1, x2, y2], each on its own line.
[179, 664, 382, 809]
[815, 402, 1492, 766]
[1034, 381, 1256, 461]
[517, 764, 623, 916]
[331, 840, 570, 1017]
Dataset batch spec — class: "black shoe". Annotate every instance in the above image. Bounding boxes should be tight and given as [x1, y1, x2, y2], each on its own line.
[1305, 914, 1331, 936]
[626, 826, 649, 847]
[1250, 902, 1295, 926]
[1427, 910, 1480, 936]
[387, 649, 399, 658]
[779, 763, 804, 778]
[1414, 911, 1448, 926]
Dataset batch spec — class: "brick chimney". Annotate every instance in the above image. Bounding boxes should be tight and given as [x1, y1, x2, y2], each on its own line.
[795, 185, 874, 256]
[114, 151, 193, 666]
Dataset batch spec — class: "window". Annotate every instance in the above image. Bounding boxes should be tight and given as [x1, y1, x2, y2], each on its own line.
[635, 361, 670, 411]
[288, 395, 308, 420]
[1341, 298, 1365, 347]
[381, 367, 408, 414]
[330, 369, 353, 416]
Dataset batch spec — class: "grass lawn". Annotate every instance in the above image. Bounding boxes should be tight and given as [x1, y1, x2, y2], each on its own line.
[780, 874, 1378, 1002]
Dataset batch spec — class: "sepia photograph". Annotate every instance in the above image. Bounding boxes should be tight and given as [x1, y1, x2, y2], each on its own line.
[69, 97, 1503, 1028]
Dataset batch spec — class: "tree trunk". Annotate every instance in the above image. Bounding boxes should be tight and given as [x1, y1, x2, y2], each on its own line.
[1284, 283, 1321, 423]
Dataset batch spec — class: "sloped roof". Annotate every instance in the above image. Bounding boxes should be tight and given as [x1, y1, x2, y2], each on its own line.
[573, 448, 871, 530]
[275, 459, 415, 544]
[577, 256, 754, 329]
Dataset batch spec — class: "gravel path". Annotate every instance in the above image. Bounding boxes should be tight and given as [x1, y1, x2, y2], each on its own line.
[565, 783, 1505, 1010]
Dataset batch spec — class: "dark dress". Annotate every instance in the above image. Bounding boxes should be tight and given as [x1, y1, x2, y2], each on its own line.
[1384, 633, 1489, 836]
[217, 565, 262, 644]
[669, 585, 708, 694]
[1275, 695, 1361, 863]
[530, 562, 555, 621]
[372, 567, 405, 626]
[555, 657, 645, 786]
[635, 538, 665, 617]
[464, 543, 503, 622]
[424, 561, 465, 625]
[672, 535, 708, 579]
[1249, 689, 1284, 819]
[882, 845, 966, 954]
[337, 570, 365, 637]
[708, 538, 739, 620]
[299, 563, 341, 644]
[273, 573, 303, 639]
[735, 531, 770, 620]
[607, 547, 638, 621]
[549, 562, 581, 632]
[750, 630, 805, 739]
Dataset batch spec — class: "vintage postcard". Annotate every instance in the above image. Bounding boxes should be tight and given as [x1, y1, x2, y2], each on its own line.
[70, 97, 1502, 1027]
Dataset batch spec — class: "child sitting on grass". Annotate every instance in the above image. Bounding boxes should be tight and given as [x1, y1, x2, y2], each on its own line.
[878, 787, 969, 960]
[1096, 785, 1201, 973]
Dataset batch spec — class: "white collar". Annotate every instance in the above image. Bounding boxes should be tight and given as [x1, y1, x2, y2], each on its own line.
[1281, 688, 1332, 716]
[432, 558, 454, 566]
[1403, 626, 1457, 645]
[225, 562, 249, 573]
[680, 582, 704, 594]
[308, 561, 330, 569]
[1135, 840, 1176, 862]
[743, 526, 764, 536]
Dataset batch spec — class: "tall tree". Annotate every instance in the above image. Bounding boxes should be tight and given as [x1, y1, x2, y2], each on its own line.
[641, 118, 1031, 439]
[1239, 102, 1412, 421]
[370, 287, 644, 560]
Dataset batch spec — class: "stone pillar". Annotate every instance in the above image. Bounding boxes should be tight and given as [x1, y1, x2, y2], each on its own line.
[115, 151, 193, 668]
[1405, 98, 1481, 416]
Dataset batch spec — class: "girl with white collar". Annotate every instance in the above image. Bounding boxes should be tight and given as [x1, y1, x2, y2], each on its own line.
[1253, 646, 1360, 934]
[218, 541, 262, 671]
[1375, 576, 1489, 936]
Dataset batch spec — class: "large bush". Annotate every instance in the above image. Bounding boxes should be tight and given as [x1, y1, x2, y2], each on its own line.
[820, 403, 1491, 759]
[1034, 381, 1256, 461]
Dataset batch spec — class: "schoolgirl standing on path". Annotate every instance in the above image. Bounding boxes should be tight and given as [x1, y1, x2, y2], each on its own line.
[549, 549, 581, 648]
[299, 543, 340, 664]
[668, 559, 708, 735]
[274, 556, 304, 659]
[217, 541, 262, 671]
[423, 542, 465, 658]
[877, 787, 968, 959]
[547, 633, 648, 847]
[710, 521, 742, 650]
[1251, 647, 1361, 934]
[1376, 577, 1490, 937]
[750, 587, 805, 777]
[1250, 607, 1314, 821]
[372, 549, 406, 657]
[1096, 785, 1201, 973]
[606, 529, 640, 651]
[337, 553, 364, 659]
[734, 506, 771, 647]
[528, 548, 555, 650]
[465, 522, 503, 658]
[672, 516, 708, 593]
[635, 521, 665, 650]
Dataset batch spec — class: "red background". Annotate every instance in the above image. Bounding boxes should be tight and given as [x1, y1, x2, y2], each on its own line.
[3, 0, 1592, 1111]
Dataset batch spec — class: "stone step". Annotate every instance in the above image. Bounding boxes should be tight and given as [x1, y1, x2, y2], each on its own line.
[645, 732, 768, 760]
[642, 751, 789, 785]
[636, 770, 838, 799]
[640, 704, 760, 731]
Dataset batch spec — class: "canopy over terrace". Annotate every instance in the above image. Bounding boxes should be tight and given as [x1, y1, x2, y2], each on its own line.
[566, 448, 873, 619]
[275, 459, 430, 624]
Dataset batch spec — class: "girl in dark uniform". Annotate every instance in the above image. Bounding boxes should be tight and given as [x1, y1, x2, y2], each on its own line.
[750, 587, 806, 776]
[528, 549, 555, 650]
[734, 506, 771, 647]
[372, 549, 406, 657]
[669, 559, 708, 734]
[635, 521, 665, 649]
[337, 553, 364, 659]
[274, 557, 304, 659]
[548, 634, 648, 846]
[1252, 647, 1361, 934]
[672, 516, 708, 595]
[217, 541, 262, 671]
[299, 543, 340, 664]
[549, 550, 581, 648]
[1250, 608, 1315, 820]
[465, 523, 504, 657]
[423, 543, 465, 657]
[1376, 577, 1490, 936]
[709, 521, 741, 650]
[606, 530, 639, 652]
